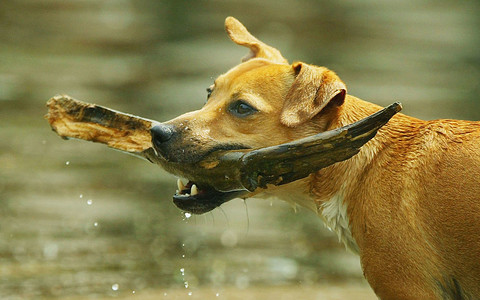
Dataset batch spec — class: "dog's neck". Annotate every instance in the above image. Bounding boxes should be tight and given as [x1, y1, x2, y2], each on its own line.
[258, 95, 419, 253]
[308, 95, 419, 253]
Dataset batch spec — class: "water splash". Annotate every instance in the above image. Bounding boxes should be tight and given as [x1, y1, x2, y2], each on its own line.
[111, 283, 119, 291]
[87, 199, 93, 205]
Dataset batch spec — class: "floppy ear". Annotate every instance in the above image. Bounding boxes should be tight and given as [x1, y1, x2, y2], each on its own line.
[225, 16, 288, 64]
[281, 62, 347, 127]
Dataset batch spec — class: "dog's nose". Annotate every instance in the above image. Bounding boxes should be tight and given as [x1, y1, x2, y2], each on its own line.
[151, 124, 175, 148]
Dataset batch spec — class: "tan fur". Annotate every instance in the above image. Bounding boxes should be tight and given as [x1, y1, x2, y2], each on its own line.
[164, 17, 480, 299]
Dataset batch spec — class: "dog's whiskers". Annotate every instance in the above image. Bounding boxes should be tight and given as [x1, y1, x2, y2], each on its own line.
[243, 199, 250, 238]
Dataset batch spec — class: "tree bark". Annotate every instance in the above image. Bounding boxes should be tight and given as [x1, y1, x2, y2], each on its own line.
[46, 95, 401, 192]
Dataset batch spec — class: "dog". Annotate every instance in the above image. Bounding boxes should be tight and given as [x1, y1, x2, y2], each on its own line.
[150, 17, 480, 299]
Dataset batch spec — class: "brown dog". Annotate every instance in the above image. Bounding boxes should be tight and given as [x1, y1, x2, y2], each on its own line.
[151, 17, 480, 299]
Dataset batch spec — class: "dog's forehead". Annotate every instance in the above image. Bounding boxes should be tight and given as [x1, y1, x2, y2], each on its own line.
[215, 59, 291, 88]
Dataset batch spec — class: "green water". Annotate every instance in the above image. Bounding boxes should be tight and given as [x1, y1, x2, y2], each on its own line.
[0, 0, 478, 298]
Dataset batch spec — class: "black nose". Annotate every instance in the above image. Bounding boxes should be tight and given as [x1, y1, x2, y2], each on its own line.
[151, 124, 174, 148]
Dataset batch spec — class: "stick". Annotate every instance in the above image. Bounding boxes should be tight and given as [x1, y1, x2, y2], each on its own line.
[46, 95, 157, 156]
[46, 95, 401, 192]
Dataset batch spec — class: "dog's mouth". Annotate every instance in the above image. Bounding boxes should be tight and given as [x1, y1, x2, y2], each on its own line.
[173, 178, 247, 214]
[46, 96, 402, 216]
[148, 102, 403, 215]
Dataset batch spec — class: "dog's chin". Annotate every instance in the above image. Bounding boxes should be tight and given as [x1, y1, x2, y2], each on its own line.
[173, 180, 248, 214]
[151, 143, 252, 214]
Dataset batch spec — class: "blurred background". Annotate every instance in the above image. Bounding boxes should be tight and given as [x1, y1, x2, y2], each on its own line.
[0, 0, 479, 299]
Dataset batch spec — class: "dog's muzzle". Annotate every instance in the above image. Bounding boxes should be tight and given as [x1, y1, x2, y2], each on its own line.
[151, 123, 175, 149]
[150, 123, 248, 214]
[150, 123, 191, 162]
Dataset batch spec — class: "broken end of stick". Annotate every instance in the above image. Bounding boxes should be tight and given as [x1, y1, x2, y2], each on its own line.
[392, 102, 403, 113]
[45, 94, 73, 136]
[46, 94, 155, 153]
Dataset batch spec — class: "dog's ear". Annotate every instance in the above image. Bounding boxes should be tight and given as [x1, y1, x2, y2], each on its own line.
[281, 62, 347, 127]
[225, 16, 288, 64]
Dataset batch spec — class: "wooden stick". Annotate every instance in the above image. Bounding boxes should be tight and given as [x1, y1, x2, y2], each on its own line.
[46, 95, 401, 192]
[46, 95, 157, 155]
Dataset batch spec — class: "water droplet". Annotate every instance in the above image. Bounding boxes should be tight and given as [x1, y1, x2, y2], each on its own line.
[79, 194, 83, 198]
[180, 267, 185, 275]
[184, 281, 189, 288]
[182, 254, 185, 258]
[188, 291, 192, 296]
[182, 243, 185, 247]
[65, 161, 70, 165]
[292, 204, 298, 213]
[164, 292, 168, 296]
[87, 199, 93, 205]
[94, 222, 98, 227]
[132, 290, 135, 294]
[216, 293, 220, 297]
[112, 283, 119, 291]
[184, 212, 192, 219]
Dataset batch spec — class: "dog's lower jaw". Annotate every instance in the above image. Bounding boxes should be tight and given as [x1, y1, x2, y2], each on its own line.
[172, 179, 248, 214]
[173, 189, 246, 214]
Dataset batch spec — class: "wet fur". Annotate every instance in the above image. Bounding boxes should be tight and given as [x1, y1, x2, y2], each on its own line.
[156, 17, 480, 299]
[437, 276, 472, 300]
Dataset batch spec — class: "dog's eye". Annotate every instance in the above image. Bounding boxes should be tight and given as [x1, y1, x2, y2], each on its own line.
[228, 100, 258, 117]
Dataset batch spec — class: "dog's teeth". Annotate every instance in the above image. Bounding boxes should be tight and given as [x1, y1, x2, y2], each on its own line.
[177, 178, 185, 191]
[191, 184, 198, 196]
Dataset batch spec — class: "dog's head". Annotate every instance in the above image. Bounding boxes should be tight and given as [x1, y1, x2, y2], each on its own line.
[151, 17, 347, 214]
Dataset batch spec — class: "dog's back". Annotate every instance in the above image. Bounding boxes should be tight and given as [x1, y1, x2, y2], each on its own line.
[341, 105, 480, 298]
[415, 119, 480, 298]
